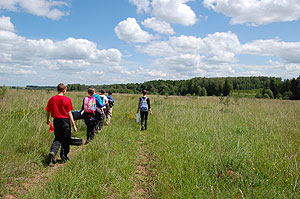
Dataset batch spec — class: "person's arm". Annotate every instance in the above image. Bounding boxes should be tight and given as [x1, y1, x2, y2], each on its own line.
[46, 111, 51, 124]
[81, 98, 85, 111]
[68, 111, 77, 132]
[148, 98, 152, 115]
[137, 98, 140, 113]
[105, 98, 109, 109]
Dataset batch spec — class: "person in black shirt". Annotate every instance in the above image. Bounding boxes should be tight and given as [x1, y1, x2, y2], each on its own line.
[136, 90, 152, 130]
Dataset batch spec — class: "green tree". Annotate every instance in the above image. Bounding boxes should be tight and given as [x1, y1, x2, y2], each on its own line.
[200, 87, 207, 96]
[223, 79, 233, 96]
[264, 89, 274, 99]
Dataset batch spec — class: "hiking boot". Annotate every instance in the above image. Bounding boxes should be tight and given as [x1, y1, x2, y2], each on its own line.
[61, 156, 70, 162]
[49, 152, 56, 164]
[141, 125, 145, 130]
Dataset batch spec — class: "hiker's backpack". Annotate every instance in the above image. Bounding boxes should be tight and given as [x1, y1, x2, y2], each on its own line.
[93, 94, 103, 106]
[108, 96, 114, 108]
[139, 97, 148, 112]
[83, 97, 96, 113]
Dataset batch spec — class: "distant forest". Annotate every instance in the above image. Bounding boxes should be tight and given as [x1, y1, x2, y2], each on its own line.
[66, 76, 300, 100]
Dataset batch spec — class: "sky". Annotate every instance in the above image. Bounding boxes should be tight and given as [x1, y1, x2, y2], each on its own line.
[0, 0, 300, 86]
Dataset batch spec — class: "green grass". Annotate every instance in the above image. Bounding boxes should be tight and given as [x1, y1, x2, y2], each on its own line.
[0, 90, 300, 198]
[232, 89, 261, 98]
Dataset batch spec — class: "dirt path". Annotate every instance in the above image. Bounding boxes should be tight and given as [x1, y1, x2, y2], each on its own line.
[4, 142, 85, 199]
[130, 132, 154, 199]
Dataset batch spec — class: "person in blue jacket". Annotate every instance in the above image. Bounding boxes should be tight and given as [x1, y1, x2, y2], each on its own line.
[91, 88, 105, 133]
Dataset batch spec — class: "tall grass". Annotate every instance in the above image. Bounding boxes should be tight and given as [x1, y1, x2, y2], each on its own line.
[149, 96, 300, 198]
[0, 90, 86, 197]
[1, 90, 299, 198]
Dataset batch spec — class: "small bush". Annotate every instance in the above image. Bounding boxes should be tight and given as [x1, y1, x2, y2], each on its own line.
[283, 91, 292, 100]
[255, 93, 263, 98]
[263, 93, 270, 99]
[264, 89, 274, 99]
[0, 86, 7, 99]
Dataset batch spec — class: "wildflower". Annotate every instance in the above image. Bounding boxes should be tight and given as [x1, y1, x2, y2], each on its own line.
[253, 167, 256, 171]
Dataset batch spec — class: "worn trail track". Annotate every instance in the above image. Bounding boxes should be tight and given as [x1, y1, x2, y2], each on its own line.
[4, 129, 155, 199]
[4, 140, 85, 199]
[130, 131, 155, 199]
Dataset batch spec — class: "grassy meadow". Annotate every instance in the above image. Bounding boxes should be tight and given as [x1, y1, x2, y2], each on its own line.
[0, 89, 300, 198]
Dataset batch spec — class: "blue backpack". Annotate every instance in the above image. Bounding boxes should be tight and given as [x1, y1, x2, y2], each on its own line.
[139, 97, 148, 112]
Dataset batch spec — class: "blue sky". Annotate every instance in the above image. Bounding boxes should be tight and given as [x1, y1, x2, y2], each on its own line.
[0, 0, 300, 86]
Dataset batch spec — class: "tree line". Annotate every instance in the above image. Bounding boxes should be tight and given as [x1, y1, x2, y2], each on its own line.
[66, 76, 300, 100]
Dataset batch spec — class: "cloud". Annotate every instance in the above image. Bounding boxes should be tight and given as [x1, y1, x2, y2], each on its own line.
[142, 17, 175, 35]
[0, 64, 37, 75]
[128, 0, 197, 26]
[0, 16, 15, 32]
[136, 31, 300, 79]
[129, 0, 150, 13]
[203, 0, 300, 25]
[0, 16, 122, 82]
[241, 39, 300, 63]
[138, 32, 241, 63]
[135, 67, 167, 77]
[0, 0, 69, 20]
[151, 0, 197, 26]
[114, 17, 156, 43]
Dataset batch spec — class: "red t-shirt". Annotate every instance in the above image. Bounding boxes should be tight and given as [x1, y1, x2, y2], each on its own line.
[46, 95, 73, 119]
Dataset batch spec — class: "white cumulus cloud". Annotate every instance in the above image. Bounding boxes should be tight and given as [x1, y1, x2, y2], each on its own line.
[0, 16, 123, 82]
[136, 31, 300, 79]
[128, 0, 197, 26]
[114, 17, 156, 43]
[151, 0, 197, 26]
[0, 16, 15, 32]
[129, 0, 150, 13]
[203, 0, 300, 25]
[241, 39, 300, 63]
[0, 0, 69, 20]
[142, 17, 175, 35]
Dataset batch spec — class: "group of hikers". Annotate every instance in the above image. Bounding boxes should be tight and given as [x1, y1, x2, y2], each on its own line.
[46, 83, 152, 164]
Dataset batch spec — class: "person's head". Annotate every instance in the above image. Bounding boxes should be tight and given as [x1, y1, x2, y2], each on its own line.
[100, 89, 106, 94]
[142, 90, 147, 95]
[108, 91, 112, 95]
[57, 83, 67, 94]
[88, 88, 95, 96]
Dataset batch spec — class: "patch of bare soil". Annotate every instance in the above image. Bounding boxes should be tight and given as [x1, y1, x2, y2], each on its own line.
[103, 183, 117, 199]
[130, 137, 154, 199]
[217, 169, 244, 182]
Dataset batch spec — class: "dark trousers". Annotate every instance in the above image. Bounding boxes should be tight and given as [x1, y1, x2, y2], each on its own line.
[51, 118, 71, 158]
[84, 114, 96, 141]
[98, 109, 105, 130]
[95, 109, 103, 131]
[140, 111, 149, 130]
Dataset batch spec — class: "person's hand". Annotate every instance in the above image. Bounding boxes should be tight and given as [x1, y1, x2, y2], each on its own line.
[73, 125, 77, 132]
[46, 119, 51, 125]
[150, 111, 153, 115]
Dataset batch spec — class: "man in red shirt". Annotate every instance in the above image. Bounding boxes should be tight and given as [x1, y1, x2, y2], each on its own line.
[46, 83, 77, 164]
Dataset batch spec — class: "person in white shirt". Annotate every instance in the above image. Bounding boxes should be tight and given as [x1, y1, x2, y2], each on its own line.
[99, 89, 109, 129]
